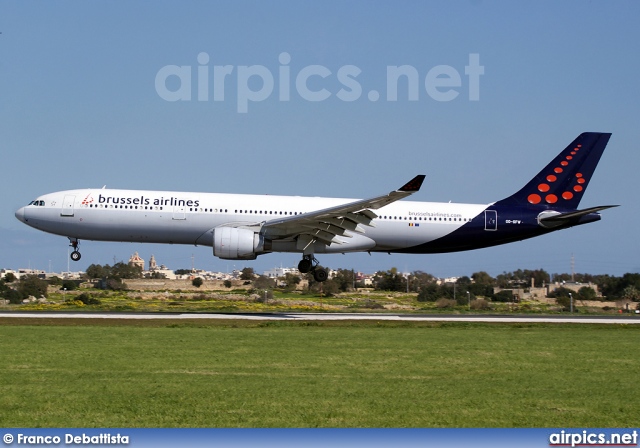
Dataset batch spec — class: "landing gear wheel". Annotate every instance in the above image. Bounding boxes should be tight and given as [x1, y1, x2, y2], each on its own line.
[298, 258, 313, 274]
[313, 267, 328, 283]
[298, 254, 328, 282]
[68, 238, 81, 261]
[298, 254, 318, 274]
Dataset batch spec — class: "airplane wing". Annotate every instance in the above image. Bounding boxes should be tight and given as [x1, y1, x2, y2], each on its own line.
[261, 175, 425, 249]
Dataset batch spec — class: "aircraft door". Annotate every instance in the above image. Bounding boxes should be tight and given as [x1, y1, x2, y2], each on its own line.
[484, 210, 497, 231]
[61, 195, 75, 217]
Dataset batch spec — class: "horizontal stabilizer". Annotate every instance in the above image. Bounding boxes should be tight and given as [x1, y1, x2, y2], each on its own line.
[538, 205, 618, 227]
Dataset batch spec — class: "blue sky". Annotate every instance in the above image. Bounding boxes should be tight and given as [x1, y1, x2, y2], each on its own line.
[1, 1, 638, 277]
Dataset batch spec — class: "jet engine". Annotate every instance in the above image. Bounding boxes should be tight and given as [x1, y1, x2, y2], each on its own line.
[213, 226, 265, 260]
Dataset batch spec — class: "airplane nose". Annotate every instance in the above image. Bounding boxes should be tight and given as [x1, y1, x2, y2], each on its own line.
[15, 207, 26, 223]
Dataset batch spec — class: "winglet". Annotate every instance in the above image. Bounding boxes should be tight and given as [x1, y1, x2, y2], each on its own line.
[399, 175, 426, 192]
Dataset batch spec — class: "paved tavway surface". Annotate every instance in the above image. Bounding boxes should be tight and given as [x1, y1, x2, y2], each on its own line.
[1, 312, 639, 324]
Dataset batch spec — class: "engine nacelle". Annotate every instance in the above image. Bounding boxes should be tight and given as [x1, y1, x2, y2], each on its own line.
[213, 226, 264, 260]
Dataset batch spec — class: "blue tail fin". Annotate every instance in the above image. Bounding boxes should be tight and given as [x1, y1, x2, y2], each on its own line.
[495, 132, 611, 209]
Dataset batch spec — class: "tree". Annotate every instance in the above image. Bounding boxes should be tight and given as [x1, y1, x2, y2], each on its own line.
[48, 276, 62, 286]
[319, 279, 340, 296]
[86, 264, 109, 280]
[576, 286, 597, 302]
[253, 275, 274, 290]
[106, 278, 127, 291]
[4, 289, 22, 304]
[17, 275, 48, 299]
[549, 287, 574, 311]
[499, 269, 550, 288]
[493, 290, 514, 303]
[281, 273, 301, 292]
[548, 286, 573, 299]
[374, 268, 404, 291]
[332, 269, 355, 292]
[0, 280, 22, 304]
[411, 271, 437, 291]
[110, 262, 142, 280]
[555, 295, 572, 311]
[471, 271, 494, 286]
[223, 280, 232, 288]
[61, 280, 78, 291]
[621, 286, 640, 302]
[240, 267, 255, 280]
[417, 284, 440, 302]
[4, 272, 16, 283]
[192, 277, 203, 288]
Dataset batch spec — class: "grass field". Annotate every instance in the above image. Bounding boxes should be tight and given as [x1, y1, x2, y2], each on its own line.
[0, 319, 638, 427]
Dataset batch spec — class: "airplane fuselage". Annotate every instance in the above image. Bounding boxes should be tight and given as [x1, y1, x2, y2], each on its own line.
[15, 188, 599, 256]
[14, 133, 614, 279]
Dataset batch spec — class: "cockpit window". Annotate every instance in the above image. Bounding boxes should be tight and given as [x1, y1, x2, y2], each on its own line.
[38, 201, 45, 206]
[29, 200, 45, 206]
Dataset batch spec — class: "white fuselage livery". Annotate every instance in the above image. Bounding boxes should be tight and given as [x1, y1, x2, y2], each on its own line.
[16, 188, 487, 255]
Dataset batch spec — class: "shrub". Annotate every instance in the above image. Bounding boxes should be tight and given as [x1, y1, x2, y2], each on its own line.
[417, 284, 439, 302]
[253, 275, 275, 289]
[107, 279, 127, 291]
[359, 300, 385, 309]
[470, 299, 491, 310]
[48, 276, 62, 286]
[253, 290, 274, 303]
[75, 293, 101, 305]
[493, 290, 514, 303]
[555, 295, 572, 311]
[5, 289, 22, 304]
[223, 280, 232, 288]
[61, 280, 78, 291]
[192, 277, 203, 288]
[435, 298, 457, 309]
[17, 275, 48, 299]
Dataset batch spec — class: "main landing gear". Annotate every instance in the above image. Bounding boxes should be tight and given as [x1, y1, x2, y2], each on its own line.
[69, 238, 81, 261]
[298, 254, 328, 282]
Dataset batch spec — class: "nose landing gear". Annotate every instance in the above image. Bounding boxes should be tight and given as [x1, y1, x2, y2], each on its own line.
[297, 254, 328, 282]
[69, 238, 81, 261]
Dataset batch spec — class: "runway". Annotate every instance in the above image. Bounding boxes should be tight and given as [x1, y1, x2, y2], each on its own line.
[1, 311, 639, 324]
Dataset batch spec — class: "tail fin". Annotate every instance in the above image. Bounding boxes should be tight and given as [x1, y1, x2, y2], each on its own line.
[495, 132, 611, 209]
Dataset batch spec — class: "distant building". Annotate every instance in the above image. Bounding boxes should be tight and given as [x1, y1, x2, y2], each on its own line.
[438, 277, 459, 285]
[547, 282, 600, 297]
[149, 254, 157, 271]
[142, 254, 176, 279]
[128, 252, 144, 270]
[263, 266, 299, 278]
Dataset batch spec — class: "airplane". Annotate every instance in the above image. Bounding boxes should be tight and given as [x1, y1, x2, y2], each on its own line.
[15, 132, 616, 282]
